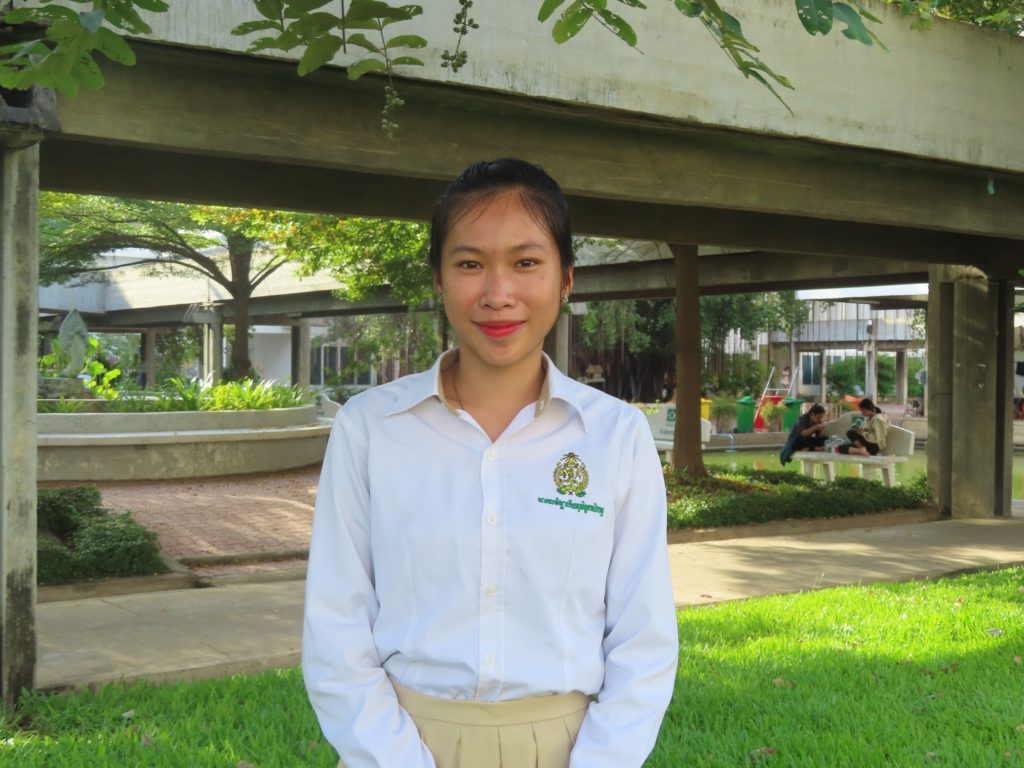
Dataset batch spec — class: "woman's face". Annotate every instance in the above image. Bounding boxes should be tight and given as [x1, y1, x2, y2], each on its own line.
[436, 190, 572, 375]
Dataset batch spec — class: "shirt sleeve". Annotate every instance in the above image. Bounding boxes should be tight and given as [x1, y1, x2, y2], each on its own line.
[302, 408, 436, 768]
[569, 412, 679, 768]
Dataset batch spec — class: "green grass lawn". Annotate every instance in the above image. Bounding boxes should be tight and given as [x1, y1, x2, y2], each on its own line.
[3, 567, 1022, 767]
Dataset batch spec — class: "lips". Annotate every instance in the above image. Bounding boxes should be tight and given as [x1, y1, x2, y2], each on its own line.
[477, 321, 524, 338]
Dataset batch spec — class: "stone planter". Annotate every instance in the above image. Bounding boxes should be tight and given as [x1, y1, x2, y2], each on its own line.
[37, 405, 330, 481]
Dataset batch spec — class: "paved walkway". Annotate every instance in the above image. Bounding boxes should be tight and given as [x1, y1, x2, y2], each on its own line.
[36, 515, 1024, 691]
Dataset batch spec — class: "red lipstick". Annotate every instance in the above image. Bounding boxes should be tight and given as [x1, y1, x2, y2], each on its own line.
[477, 321, 523, 338]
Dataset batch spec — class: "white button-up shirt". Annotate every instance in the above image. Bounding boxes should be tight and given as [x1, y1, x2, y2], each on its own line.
[303, 353, 678, 768]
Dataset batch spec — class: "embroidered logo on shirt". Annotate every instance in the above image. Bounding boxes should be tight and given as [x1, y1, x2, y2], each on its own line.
[552, 452, 589, 497]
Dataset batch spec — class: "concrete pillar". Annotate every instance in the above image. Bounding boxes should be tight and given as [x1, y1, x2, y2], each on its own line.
[927, 270, 954, 514]
[143, 330, 158, 387]
[928, 265, 1013, 519]
[0, 139, 40, 704]
[201, 318, 224, 382]
[543, 312, 570, 374]
[290, 320, 311, 387]
[819, 350, 828, 404]
[864, 345, 877, 401]
[895, 349, 908, 405]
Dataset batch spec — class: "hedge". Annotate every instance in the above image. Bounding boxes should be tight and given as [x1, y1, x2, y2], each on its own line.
[36, 486, 166, 585]
[667, 469, 932, 529]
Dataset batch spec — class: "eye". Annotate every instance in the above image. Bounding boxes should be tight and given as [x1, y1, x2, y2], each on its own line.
[455, 260, 482, 270]
[516, 258, 539, 268]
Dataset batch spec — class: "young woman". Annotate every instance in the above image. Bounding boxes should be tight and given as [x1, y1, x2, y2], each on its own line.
[302, 159, 678, 768]
[841, 397, 889, 456]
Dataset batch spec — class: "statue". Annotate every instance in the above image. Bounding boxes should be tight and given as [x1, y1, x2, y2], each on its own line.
[37, 309, 89, 400]
[57, 309, 90, 378]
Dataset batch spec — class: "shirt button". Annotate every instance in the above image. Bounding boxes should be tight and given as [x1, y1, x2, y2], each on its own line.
[485, 449, 495, 461]
[483, 655, 495, 667]
[485, 584, 497, 597]
[486, 515, 497, 526]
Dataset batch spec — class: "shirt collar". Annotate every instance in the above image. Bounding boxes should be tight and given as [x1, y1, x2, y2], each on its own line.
[386, 350, 588, 431]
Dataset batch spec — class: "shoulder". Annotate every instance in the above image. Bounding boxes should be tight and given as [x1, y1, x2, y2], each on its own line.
[555, 373, 649, 433]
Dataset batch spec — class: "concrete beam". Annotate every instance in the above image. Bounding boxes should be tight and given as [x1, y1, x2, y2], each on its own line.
[0, 140, 39, 704]
[39, 43, 1024, 247]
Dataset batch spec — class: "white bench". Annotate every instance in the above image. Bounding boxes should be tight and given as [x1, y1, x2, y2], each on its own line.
[643, 404, 711, 463]
[796, 411, 914, 487]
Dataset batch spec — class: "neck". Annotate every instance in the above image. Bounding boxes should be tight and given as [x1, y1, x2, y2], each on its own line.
[448, 349, 546, 416]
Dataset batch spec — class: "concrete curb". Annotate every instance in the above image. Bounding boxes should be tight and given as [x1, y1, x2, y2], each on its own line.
[667, 506, 944, 545]
[178, 548, 309, 567]
[37, 571, 198, 604]
[40, 651, 303, 693]
[198, 567, 307, 588]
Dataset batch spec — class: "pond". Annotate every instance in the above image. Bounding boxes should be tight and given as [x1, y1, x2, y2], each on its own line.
[702, 448, 1024, 499]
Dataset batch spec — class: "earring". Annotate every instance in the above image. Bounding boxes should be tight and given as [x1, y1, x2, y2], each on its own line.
[436, 287, 444, 299]
[560, 294, 569, 305]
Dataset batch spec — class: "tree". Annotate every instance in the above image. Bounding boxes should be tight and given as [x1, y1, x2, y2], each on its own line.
[40, 193, 312, 379]
[4, 0, 1000, 131]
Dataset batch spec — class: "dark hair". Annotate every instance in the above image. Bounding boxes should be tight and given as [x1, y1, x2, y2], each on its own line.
[858, 398, 877, 412]
[428, 158, 574, 275]
[809, 404, 826, 416]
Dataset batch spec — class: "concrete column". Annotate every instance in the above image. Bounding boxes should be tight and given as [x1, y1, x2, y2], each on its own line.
[819, 350, 828, 404]
[926, 269, 954, 514]
[201, 318, 224, 382]
[864, 344, 877, 401]
[895, 349, 908, 405]
[0, 140, 40, 704]
[290, 320, 311, 387]
[543, 312, 570, 374]
[929, 265, 1013, 519]
[143, 330, 158, 387]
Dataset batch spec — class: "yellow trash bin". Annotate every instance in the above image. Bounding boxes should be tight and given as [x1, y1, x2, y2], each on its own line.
[701, 398, 712, 421]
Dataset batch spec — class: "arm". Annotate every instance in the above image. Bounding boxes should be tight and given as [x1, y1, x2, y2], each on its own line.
[302, 409, 436, 768]
[569, 416, 679, 768]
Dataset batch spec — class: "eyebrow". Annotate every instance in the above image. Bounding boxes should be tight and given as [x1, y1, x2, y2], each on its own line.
[446, 241, 548, 257]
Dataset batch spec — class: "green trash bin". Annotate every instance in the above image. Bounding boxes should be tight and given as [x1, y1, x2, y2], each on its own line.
[782, 397, 804, 431]
[735, 395, 756, 433]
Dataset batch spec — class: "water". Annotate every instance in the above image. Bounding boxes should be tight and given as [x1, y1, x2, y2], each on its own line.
[702, 449, 1024, 498]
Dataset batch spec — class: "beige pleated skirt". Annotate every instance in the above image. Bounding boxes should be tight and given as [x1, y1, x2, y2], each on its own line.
[340, 682, 591, 768]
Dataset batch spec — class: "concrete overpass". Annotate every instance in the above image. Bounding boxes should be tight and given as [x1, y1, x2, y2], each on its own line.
[2, 0, 1022, 700]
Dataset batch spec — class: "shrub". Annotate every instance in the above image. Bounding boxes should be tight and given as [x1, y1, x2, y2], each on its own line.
[37, 486, 104, 537]
[71, 515, 165, 580]
[667, 470, 932, 529]
[36, 486, 166, 585]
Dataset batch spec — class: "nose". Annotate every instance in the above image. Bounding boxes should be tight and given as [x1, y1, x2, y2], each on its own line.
[481, 265, 515, 308]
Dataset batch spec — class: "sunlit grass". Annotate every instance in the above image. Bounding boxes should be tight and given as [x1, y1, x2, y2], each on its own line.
[3, 567, 1021, 767]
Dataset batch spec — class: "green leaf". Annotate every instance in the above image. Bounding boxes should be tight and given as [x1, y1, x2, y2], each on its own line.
[95, 26, 136, 65]
[231, 19, 282, 36]
[133, 0, 170, 10]
[253, 0, 284, 20]
[347, 0, 422, 23]
[538, 0, 569, 22]
[297, 34, 342, 75]
[795, 0, 834, 36]
[347, 56, 387, 80]
[3, 8, 36, 24]
[833, 3, 872, 44]
[673, 0, 703, 18]
[614, 0, 646, 7]
[390, 55, 424, 66]
[552, 1, 593, 43]
[289, 11, 341, 36]
[345, 33, 381, 52]
[72, 52, 104, 90]
[385, 34, 427, 49]
[596, 8, 637, 46]
[283, 0, 334, 13]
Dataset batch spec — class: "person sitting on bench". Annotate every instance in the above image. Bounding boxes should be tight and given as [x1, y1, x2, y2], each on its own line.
[839, 398, 889, 456]
[779, 403, 827, 464]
